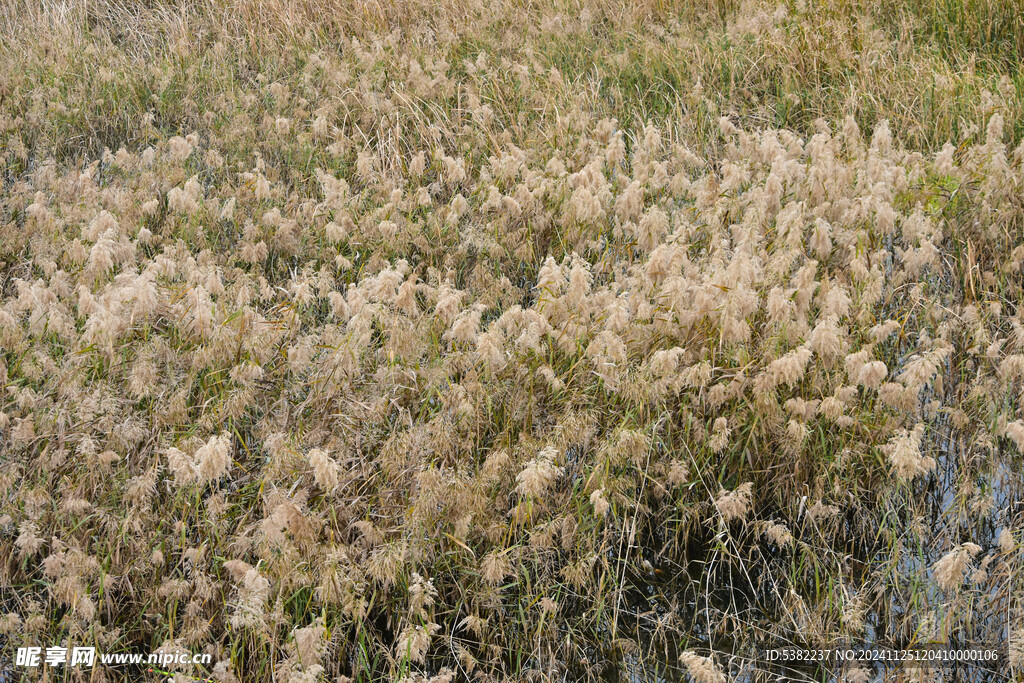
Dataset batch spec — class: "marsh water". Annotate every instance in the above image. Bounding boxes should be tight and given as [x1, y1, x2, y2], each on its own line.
[588, 432, 1020, 683]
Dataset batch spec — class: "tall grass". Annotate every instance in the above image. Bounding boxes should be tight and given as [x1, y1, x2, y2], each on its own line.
[899, 0, 1024, 67]
[0, 1, 1023, 682]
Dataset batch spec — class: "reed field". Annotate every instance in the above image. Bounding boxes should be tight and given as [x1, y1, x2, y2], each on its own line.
[1, 0, 1024, 680]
